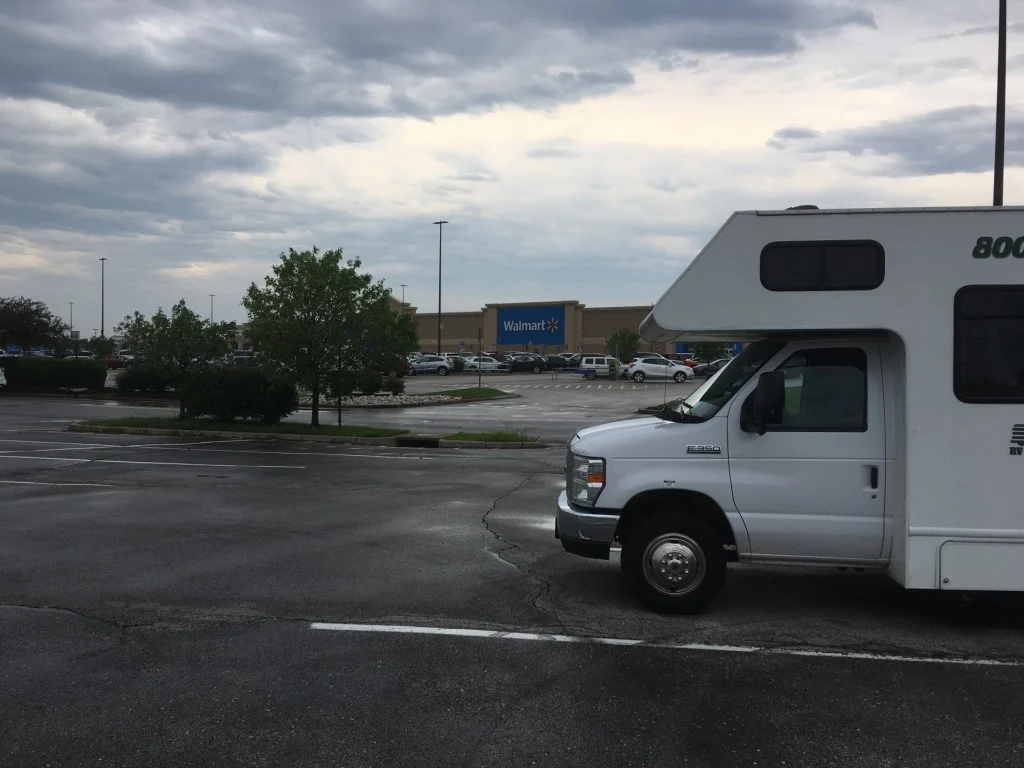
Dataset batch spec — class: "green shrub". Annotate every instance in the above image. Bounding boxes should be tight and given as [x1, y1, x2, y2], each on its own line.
[453, 357, 466, 373]
[2, 356, 106, 389]
[181, 367, 298, 425]
[357, 370, 384, 396]
[117, 363, 174, 394]
[383, 374, 404, 396]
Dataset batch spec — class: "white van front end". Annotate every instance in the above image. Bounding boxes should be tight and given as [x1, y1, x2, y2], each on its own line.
[556, 414, 739, 561]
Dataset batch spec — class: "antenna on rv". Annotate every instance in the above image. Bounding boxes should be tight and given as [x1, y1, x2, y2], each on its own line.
[994, 0, 1007, 206]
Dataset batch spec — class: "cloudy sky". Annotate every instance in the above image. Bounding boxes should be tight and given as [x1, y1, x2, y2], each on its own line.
[0, 0, 1021, 332]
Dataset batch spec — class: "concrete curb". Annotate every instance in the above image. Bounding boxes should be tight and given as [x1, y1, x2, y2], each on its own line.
[297, 393, 522, 409]
[68, 424, 553, 449]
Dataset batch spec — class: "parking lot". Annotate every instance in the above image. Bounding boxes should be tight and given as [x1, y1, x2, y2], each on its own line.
[3, 390, 1024, 767]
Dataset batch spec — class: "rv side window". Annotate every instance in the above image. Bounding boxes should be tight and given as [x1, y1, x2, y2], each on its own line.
[954, 286, 1024, 403]
[760, 241, 884, 291]
[764, 347, 868, 432]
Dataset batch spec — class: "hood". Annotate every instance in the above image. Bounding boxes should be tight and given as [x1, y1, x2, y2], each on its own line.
[571, 415, 727, 460]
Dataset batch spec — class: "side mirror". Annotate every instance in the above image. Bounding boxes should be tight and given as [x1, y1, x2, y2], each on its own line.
[746, 370, 785, 435]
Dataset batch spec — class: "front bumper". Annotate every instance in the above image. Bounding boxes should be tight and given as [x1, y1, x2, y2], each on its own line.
[555, 490, 619, 560]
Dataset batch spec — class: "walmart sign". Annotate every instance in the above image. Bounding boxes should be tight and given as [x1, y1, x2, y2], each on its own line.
[496, 305, 565, 346]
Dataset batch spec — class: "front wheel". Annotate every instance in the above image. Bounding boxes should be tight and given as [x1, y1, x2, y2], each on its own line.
[632, 371, 645, 383]
[621, 513, 726, 614]
[532, 365, 542, 374]
[673, 371, 685, 383]
[437, 366, 449, 376]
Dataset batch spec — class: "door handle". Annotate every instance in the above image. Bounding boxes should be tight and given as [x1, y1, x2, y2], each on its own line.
[869, 465, 879, 490]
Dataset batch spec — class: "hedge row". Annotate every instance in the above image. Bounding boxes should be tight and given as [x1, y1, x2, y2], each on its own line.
[0, 355, 106, 389]
[181, 367, 298, 425]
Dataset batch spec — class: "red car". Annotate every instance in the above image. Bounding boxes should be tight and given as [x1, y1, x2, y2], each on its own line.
[101, 354, 128, 369]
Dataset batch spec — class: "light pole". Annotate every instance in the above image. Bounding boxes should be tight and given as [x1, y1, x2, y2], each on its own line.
[69, 302, 75, 355]
[99, 257, 108, 337]
[994, 0, 1007, 206]
[399, 284, 407, 314]
[433, 221, 448, 354]
[209, 294, 216, 323]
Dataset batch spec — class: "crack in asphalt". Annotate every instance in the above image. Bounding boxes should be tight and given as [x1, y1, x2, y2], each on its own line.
[479, 474, 570, 633]
[0, 602, 319, 633]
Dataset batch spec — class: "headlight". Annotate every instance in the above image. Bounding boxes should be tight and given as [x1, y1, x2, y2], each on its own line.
[567, 454, 606, 508]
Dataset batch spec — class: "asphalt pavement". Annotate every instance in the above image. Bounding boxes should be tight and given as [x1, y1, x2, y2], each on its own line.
[2, 396, 1024, 766]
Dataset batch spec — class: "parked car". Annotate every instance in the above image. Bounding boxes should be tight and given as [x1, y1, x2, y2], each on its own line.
[0, 365, 6, 389]
[577, 355, 619, 380]
[101, 354, 128, 369]
[692, 357, 732, 377]
[463, 356, 505, 372]
[409, 355, 452, 376]
[507, 355, 547, 373]
[627, 357, 695, 383]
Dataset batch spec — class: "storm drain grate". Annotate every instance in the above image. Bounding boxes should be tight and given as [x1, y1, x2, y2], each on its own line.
[396, 436, 440, 448]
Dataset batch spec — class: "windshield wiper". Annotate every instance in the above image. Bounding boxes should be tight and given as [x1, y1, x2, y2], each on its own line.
[654, 405, 685, 423]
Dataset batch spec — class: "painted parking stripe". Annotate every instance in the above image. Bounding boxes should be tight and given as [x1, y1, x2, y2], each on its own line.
[309, 622, 1021, 667]
[0, 455, 305, 469]
[0, 479, 116, 488]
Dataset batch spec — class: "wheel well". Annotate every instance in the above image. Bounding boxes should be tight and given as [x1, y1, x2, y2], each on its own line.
[615, 489, 738, 561]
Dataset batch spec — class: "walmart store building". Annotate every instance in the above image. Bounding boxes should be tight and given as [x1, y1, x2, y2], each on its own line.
[400, 299, 742, 356]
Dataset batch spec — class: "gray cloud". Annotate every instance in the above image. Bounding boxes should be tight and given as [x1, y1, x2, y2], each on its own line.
[0, 0, 876, 121]
[926, 21, 1024, 41]
[768, 106, 1024, 176]
[525, 138, 581, 159]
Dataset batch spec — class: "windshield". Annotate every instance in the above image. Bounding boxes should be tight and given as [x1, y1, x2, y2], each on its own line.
[669, 340, 785, 421]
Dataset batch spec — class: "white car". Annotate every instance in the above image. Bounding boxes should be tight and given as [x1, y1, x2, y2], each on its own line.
[627, 356, 695, 383]
[464, 356, 503, 371]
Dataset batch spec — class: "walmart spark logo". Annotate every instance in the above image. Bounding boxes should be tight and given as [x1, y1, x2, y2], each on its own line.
[545, 317, 560, 334]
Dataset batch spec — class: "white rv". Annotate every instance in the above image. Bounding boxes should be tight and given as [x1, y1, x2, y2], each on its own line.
[556, 206, 1024, 613]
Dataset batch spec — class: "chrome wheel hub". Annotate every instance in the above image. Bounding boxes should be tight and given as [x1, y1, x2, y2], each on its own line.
[642, 533, 706, 596]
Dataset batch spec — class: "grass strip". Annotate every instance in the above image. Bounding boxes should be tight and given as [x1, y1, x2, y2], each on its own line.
[444, 430, 538, 443]
[79, 417, 407, 438]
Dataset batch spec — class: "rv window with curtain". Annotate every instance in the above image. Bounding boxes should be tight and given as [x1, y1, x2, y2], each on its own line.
[954, 286, 1024, 403]
[760, 241, 885, 291]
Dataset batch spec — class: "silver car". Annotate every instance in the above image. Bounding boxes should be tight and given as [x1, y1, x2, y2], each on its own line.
[409, 355, 452, 376]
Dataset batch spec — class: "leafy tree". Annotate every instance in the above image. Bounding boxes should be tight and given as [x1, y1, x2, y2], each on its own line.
[606, 327, 641, 363]
[114, 300, 236, 417]
[88, 335, 116, 357]
[243, 247, 417, 426]
[0, 296, 67, 349]
[688, 342, 726, 361]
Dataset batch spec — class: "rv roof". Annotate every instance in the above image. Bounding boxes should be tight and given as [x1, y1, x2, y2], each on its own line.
[750, 205, 1024, 216]
[641, 205, 1024, 343]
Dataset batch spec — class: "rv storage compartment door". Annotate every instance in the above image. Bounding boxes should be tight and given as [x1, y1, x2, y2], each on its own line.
[939, 541, 1024, 591]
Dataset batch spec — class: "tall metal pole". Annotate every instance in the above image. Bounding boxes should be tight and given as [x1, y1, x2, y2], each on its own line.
[69, 302, 74, 335]
[99, 257, 107, 336]
[994, 0, 1007, 206]
[400, 284, 407, 314]
[209, 294, 216, 323]
[433, 221, 448, 355]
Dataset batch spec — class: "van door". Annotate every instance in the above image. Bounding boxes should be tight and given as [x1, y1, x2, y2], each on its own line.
[727, 341, 886, 560]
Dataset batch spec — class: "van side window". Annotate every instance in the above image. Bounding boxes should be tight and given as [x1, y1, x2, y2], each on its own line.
[760, 241, 884, 291]
[954, 286, 1024, 403]
[769, 347, 868, 432]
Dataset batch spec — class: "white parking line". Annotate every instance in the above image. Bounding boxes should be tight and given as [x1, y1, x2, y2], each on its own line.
[309, 622, 1021, 667]
[0, 479, 116, 488]
[0, 455, 305, 469]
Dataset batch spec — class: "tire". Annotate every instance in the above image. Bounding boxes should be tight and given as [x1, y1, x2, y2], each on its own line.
[632, 371, 645, 383]
[585, 372, 597, 380]
[673, 372, 685, 383]
[437, 366, 449, 376]
[532, 365, 541, 374]
[621, 513, 726, 614]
